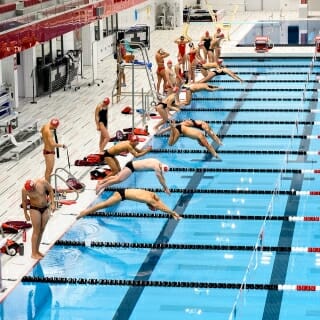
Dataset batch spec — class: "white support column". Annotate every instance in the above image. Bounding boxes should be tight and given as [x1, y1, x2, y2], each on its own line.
[21, 47, 36, 99]
[2, 55, 19, 109]
[63, 30, 75, 53]
[82, 24, 94, 66]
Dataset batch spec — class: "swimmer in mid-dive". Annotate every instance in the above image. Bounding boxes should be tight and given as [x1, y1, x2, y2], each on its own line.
[96, 158, 171, 195]
[158, 120, 221, 159]
[182, 82, 222, 104]
[76, 188, 181, 220]
[197, 62, 243, 83]
[103, 135, 152, 176]
[153, 88, 185, 131]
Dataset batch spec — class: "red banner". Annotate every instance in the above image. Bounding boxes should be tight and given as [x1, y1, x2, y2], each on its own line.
[0, 0, 146, 59]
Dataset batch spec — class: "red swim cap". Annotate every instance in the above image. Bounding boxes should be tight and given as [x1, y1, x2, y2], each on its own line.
[50, 118, 60, 128]
[172, 86, 179, 93]
[103, 97, 110, 105]
[161, 164, 169, 172]
[24, 179, 35, 192]
[130, 135, 139, 143]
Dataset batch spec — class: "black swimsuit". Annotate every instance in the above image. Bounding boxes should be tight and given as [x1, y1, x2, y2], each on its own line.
[191, 119, 202, 130]
[158, 102, 168, 109]
[216, 69, 226, 75]
[98, 108, 108, 127]
[203, 38, 211, 51]
[29, 204, 49, 214]
[104, 150, 115, 158]
[125, 160, 135, 172]
[175, 124, 183, 134]
[117, 189, 126, 201]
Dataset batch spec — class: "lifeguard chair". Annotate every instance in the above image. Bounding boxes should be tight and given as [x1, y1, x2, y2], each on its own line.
[315, 36, 320, 53]
[255, 36, 273, 53]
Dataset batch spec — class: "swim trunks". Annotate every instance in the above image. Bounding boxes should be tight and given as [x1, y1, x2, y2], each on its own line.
[43, 150, 55, 155]
[29, 204, 49, 214]
[191, 119, 203, 130]
[125, 160, 135, 172]
[175, 124, 183, 134]
[117, 189, 126, 201]
[157, 102, 167, 109]
[103, 150, 115, 158]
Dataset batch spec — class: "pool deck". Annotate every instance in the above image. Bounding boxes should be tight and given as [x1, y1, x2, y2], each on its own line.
[0, 9, 319, 301]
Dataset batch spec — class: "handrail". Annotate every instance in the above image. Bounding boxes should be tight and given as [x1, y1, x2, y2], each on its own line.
[51, 167, 81, 206]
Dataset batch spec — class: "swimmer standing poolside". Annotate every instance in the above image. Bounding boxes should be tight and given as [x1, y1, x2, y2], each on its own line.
[21, 178, 55, 259]
[77, 189, 181, 220]
[155, 48, 170, 96]
[95, 97, 111, 154]
[41, 118, 66, 182]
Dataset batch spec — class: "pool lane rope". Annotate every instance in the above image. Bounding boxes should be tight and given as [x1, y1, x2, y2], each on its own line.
[150, 149, 319, 155]
[155, 133, 320, 139]
[179, 107, 318, 111]
[195, 120, 320, 125]
[20, 276, 320, 292]
[84, 211, 320, 222]
[106, 187, 320, 196]
[54, 240, 320, 253]
[169, 167, 320, 174]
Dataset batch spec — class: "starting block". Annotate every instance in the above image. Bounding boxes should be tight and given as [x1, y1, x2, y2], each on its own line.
[255, 36, 273, 53]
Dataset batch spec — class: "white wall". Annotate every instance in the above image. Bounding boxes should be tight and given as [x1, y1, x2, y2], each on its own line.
[308, 0, 320, 12]
[118, 1, 155, 30]
[182, 0, 301, 12]
[183, 0, 245, 12]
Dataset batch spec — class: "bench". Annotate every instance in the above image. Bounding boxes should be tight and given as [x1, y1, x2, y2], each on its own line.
[0, 3, 16, 14]
[9, 133, 42, 160]
[0, 119, 40, 161]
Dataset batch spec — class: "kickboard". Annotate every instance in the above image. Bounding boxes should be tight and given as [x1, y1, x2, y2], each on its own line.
[58, 199, 77, 205]
[74, 153, 105, 166]
[90, 168, 112, 180]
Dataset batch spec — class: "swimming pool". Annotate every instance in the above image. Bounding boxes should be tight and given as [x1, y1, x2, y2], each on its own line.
[2, 57, 320, 320]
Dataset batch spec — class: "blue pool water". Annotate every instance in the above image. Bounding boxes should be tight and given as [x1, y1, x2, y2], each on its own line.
[2, 57, 320, 319]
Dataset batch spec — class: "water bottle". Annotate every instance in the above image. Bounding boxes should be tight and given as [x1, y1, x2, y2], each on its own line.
[22, 229, 26, 242]
[19, 243, 24, 256]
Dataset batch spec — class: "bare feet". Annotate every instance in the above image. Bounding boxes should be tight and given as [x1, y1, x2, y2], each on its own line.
[31, 252, 44, 260]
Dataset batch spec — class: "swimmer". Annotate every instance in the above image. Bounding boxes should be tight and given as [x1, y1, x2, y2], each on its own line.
[96, 158, 171, 195]
[21, 178, 55, 259]
[103, 135, 152, 176]
[77, 189, 181, 220]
